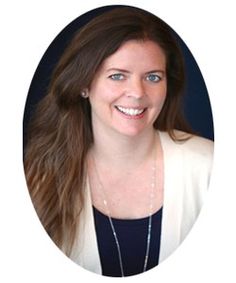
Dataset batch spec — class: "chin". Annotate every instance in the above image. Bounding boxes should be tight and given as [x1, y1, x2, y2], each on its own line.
[114, 124, 152, 138]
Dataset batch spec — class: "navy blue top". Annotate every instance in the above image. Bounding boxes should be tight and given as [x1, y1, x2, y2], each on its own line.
[93, 206, 163, 277]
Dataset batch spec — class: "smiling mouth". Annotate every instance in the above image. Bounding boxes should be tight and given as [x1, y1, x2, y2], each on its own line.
[115, 106, 147, 116]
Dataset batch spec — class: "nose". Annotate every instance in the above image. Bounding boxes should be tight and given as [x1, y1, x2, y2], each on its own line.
[126, 78, 146, 99]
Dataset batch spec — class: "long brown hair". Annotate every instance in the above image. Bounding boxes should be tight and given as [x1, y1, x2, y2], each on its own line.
[24, 6, 192, 255]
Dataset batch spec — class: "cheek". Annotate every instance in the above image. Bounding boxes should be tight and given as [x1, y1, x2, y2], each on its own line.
[159, 93, 167, 108]
[90, 78, 117, 98]
[152, 88, 167, 111]
[89, 88, 116, 112]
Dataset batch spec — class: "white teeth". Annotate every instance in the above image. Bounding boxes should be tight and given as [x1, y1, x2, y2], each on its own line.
[116, 106, 145, 116]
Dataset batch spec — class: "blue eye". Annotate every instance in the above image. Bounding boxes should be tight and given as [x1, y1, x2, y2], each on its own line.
[146, 74, 161, 82]
[109, 73, 125, 81]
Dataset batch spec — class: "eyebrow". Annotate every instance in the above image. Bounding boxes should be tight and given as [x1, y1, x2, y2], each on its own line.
[106, 68, 165, 74]
[106, 68, 131, 73]
[145, 69, 165, 75]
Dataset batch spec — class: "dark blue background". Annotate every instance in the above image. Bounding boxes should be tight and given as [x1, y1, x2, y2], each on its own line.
[23, 5, 214, 143]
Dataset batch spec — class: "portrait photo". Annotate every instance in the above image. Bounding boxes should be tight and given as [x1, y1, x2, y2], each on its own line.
[23, 5, 214, 277]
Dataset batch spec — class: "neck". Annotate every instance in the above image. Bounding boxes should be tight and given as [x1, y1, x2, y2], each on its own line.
[90, 126, 157, 171]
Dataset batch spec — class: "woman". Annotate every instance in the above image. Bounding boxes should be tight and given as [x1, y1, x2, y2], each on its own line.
[24, 6, 214, 277]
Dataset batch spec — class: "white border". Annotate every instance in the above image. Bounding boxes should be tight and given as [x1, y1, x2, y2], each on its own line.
[1, 0, 236, 282]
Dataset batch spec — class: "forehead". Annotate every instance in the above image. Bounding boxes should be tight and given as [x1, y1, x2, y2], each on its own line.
[100, 40, 166, 71]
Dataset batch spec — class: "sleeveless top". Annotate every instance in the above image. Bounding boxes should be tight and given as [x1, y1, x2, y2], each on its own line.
[93, 206, 163, 277]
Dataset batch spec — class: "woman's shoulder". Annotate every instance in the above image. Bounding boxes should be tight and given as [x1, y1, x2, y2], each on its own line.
[158, 129, 214, 162]
[158, 130, 214, 184]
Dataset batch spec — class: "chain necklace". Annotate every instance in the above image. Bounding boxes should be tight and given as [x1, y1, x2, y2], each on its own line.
[91, 137, 157, 277]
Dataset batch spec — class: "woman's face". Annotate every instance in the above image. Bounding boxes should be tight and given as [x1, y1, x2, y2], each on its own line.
[88, 40, 167, 137]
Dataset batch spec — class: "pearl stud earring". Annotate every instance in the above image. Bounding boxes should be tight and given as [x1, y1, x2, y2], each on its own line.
[81, 90, 89, 98]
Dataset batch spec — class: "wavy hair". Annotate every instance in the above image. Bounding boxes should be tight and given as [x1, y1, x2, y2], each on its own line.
[24, 6, 192, 255]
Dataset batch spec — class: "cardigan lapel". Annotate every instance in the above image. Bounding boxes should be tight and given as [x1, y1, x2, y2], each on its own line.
[158, 131, 184, 262]
[71, 177, 102, 274]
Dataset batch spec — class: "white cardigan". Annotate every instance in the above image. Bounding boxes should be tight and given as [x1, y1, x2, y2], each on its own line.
[70, 130, 214, 274]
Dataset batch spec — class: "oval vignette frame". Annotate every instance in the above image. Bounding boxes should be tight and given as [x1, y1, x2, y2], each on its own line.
[23, 4, 214, 277]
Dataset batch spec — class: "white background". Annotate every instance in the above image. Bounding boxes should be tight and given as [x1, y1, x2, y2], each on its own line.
[1, 0, 236, 282]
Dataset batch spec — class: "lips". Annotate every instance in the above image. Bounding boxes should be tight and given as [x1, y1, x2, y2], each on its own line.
[115, 106, 147, 116]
